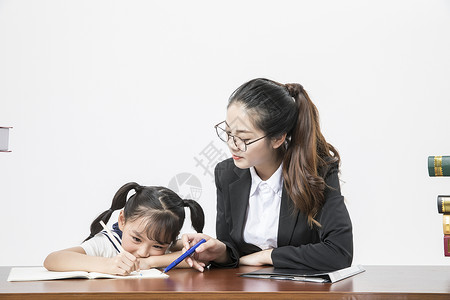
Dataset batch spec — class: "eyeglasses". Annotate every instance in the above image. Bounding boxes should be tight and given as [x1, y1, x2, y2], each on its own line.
[214, 121, 267, 152]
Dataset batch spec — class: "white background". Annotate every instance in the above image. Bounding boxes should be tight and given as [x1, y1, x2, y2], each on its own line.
[1, 0, 450, 267]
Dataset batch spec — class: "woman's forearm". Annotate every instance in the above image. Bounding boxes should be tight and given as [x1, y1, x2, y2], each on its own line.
[239, 249, 273, 266]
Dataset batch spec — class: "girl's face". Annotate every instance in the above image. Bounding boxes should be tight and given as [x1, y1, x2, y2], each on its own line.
[225, 103, 284, 177]
[118, 211, 170, 258]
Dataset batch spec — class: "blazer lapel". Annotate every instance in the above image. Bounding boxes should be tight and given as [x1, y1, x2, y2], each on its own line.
[228, 166, 251, 242]
[277, 188, 299, 246]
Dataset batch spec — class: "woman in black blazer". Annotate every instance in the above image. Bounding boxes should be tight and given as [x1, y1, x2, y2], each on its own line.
[183, 78, 353, 271]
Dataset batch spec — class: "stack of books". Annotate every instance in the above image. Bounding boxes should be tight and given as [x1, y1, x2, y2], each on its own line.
[437, 196, 450, 256]
[428, 156, 450, 256]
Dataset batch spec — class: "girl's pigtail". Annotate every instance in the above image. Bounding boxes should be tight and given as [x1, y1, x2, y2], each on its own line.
[182, 199, 205, 233]
[84, 182, 140, 242]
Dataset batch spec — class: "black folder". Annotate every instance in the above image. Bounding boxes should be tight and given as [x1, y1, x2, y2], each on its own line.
[240, 264, 365, 283]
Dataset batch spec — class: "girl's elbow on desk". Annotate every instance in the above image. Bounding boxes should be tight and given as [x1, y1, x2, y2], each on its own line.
[43, 247, 88, 271]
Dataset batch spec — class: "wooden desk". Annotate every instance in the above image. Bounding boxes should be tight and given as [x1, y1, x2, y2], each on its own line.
[1, 265, 450, 299]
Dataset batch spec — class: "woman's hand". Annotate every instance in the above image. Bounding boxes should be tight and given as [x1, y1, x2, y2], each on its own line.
[108, 251, 140, 275]
[239, 249, 273, 266]
[181, 233, 228, 272]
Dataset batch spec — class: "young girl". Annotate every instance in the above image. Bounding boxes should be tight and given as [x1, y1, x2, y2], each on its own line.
[44, 182, 205, 275]
[182, 78, 353, 272]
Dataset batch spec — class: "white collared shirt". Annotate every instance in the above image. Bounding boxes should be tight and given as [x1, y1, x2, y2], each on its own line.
[243, 163, 283, 250]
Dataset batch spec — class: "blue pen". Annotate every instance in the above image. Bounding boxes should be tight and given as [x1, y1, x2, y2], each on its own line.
[163, 239, 206, 273]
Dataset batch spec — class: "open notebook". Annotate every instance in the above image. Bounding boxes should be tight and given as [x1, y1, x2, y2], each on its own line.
[7, 267, 168, 282]
[240, 265, 365, 283]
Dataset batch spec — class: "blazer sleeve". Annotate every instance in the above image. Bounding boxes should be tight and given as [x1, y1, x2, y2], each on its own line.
[271, 165, 353, 271]
[209, 162, 240, 268]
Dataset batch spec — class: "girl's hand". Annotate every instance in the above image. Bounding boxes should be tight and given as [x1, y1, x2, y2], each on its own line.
[108, 251, 139, 275]
[239, 249, 273, 266]
[181, 233, 228, 272]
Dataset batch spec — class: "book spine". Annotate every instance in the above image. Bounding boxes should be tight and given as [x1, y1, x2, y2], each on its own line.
[0, 127, 10, 151]
[428, 156, 450, 176]
[444, 215, 450, 235]
[437, 195, 450, 214]
[445, 235, 450, 257]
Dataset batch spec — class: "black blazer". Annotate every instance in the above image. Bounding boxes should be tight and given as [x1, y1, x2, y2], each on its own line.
[213, 158, 353, 271]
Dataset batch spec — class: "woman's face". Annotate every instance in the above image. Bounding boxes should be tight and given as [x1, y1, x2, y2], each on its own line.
[225, 102, 281, 172]
[118, 211, 170, 258]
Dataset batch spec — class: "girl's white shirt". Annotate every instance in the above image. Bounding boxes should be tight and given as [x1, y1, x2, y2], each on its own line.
[81, 231, 121, 258]
[243, 163, 283, 250]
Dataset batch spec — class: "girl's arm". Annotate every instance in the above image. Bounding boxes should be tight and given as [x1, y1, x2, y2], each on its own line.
[139, 250, 206, 270]
[169, 239, 184, 252]
[44, 246, 139, 275]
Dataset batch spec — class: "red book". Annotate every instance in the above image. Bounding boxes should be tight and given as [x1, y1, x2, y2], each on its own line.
[445, 235, 450, 257]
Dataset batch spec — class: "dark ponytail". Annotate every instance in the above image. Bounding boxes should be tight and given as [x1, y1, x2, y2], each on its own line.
[182, 199, 205, 233]
[283, 83, 339, 227]
[229, 78, 339, 228]
[84, 182, 140, 242]
[84, 182, 205, 245]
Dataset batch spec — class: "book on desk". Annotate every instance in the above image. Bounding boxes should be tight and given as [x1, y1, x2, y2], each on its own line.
[240, 264, 365, 283]
[7, 267, 168, 282]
